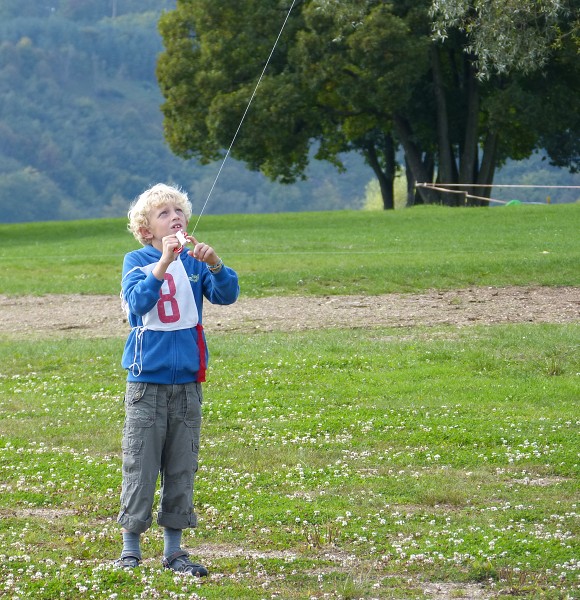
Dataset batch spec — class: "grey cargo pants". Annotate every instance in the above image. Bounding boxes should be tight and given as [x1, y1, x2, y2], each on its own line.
[117, 382, 202, 534]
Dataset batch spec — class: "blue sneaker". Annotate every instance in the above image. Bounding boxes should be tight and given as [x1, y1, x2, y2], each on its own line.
[162, 550, 208, 577]
[114, 554, 141, 569]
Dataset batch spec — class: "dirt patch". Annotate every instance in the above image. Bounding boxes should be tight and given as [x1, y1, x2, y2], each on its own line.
[1, 286, 578, 339]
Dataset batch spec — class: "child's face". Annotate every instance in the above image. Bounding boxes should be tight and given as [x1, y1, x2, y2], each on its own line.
[140, 202, 188, 249]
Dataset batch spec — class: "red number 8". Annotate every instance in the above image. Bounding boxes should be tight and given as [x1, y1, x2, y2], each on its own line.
[157, 274, 181, 323]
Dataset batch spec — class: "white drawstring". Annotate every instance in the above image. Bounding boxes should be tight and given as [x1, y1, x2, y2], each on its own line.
[128, 326, 146, 378]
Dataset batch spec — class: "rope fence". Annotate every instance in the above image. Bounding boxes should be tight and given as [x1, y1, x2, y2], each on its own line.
[416, 183, 580, 205]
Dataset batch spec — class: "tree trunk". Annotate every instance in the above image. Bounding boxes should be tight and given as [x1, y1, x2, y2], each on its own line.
[476, 130, 499, 203]
[459, 58, 480, 202]
[431, 46, 457, 205]
[393, 115, 439, 205]
[365, 135, 395, 210]
[405, 157, 415, 207]
[382, 134, 396, 210]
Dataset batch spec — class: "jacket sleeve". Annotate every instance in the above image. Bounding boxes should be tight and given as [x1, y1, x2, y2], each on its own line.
[202, 264, 240, 306]
[121, 252, 164, 317]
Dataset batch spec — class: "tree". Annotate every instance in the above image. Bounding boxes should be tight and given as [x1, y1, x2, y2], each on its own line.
[430, 0, 580, 179]
[157, 1, 579, 208]
[430, 0, 580, 78]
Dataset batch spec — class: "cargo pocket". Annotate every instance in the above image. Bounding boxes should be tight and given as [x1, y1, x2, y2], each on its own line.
[121, 434, 144, 482]
[184, 385, 202, 468]
[125, 382, 156, 427]
[184, 384, 202, 429]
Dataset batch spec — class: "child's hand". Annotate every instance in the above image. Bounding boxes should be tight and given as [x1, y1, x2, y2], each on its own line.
[152, 234, 181, 281]
[187, 235, 220, 266]
[160, 234, 182, 264]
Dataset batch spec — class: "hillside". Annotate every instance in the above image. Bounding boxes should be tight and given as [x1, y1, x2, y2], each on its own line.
[0, 0, 369, 223]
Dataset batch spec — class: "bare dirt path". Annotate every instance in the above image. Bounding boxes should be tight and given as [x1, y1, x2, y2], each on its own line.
[1, 286, 578, 338]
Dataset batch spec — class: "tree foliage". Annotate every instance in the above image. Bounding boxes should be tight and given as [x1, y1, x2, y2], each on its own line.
[430, 0, 580, 77]
[158, 0, 580, 209]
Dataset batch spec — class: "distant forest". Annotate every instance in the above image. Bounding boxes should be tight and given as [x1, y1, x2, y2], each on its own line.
[0, 0, 577, 223]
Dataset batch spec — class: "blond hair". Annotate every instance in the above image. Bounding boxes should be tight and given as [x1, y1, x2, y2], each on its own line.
[127, 183, 193, 245]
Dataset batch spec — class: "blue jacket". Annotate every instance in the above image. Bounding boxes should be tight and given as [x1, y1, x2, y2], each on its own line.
[121, 245, 239, 384]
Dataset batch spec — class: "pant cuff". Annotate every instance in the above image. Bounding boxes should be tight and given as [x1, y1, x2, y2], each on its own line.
[157, 511, 197, 530]
[117, 512, 153, 534]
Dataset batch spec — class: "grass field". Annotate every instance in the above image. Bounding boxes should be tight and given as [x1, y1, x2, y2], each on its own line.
[0, 205, 578, 599]
[0, 204, 578, 296]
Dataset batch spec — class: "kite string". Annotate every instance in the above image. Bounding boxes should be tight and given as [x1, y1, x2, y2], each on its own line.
[190, 0, 298, 234]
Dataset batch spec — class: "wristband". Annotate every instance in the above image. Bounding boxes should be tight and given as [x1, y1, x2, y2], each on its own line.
[207, 259, 224, 273]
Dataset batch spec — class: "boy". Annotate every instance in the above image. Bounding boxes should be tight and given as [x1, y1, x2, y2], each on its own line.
[115, 183, 239, 576]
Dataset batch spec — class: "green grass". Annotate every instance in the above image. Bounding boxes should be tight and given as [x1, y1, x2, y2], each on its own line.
[0, 205, 578, 598]
[0, 328, 578, 598]
[0, 204, 579, 296]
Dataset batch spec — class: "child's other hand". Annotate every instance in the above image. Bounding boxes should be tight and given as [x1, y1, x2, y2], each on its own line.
[187, 236, 219, 265]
